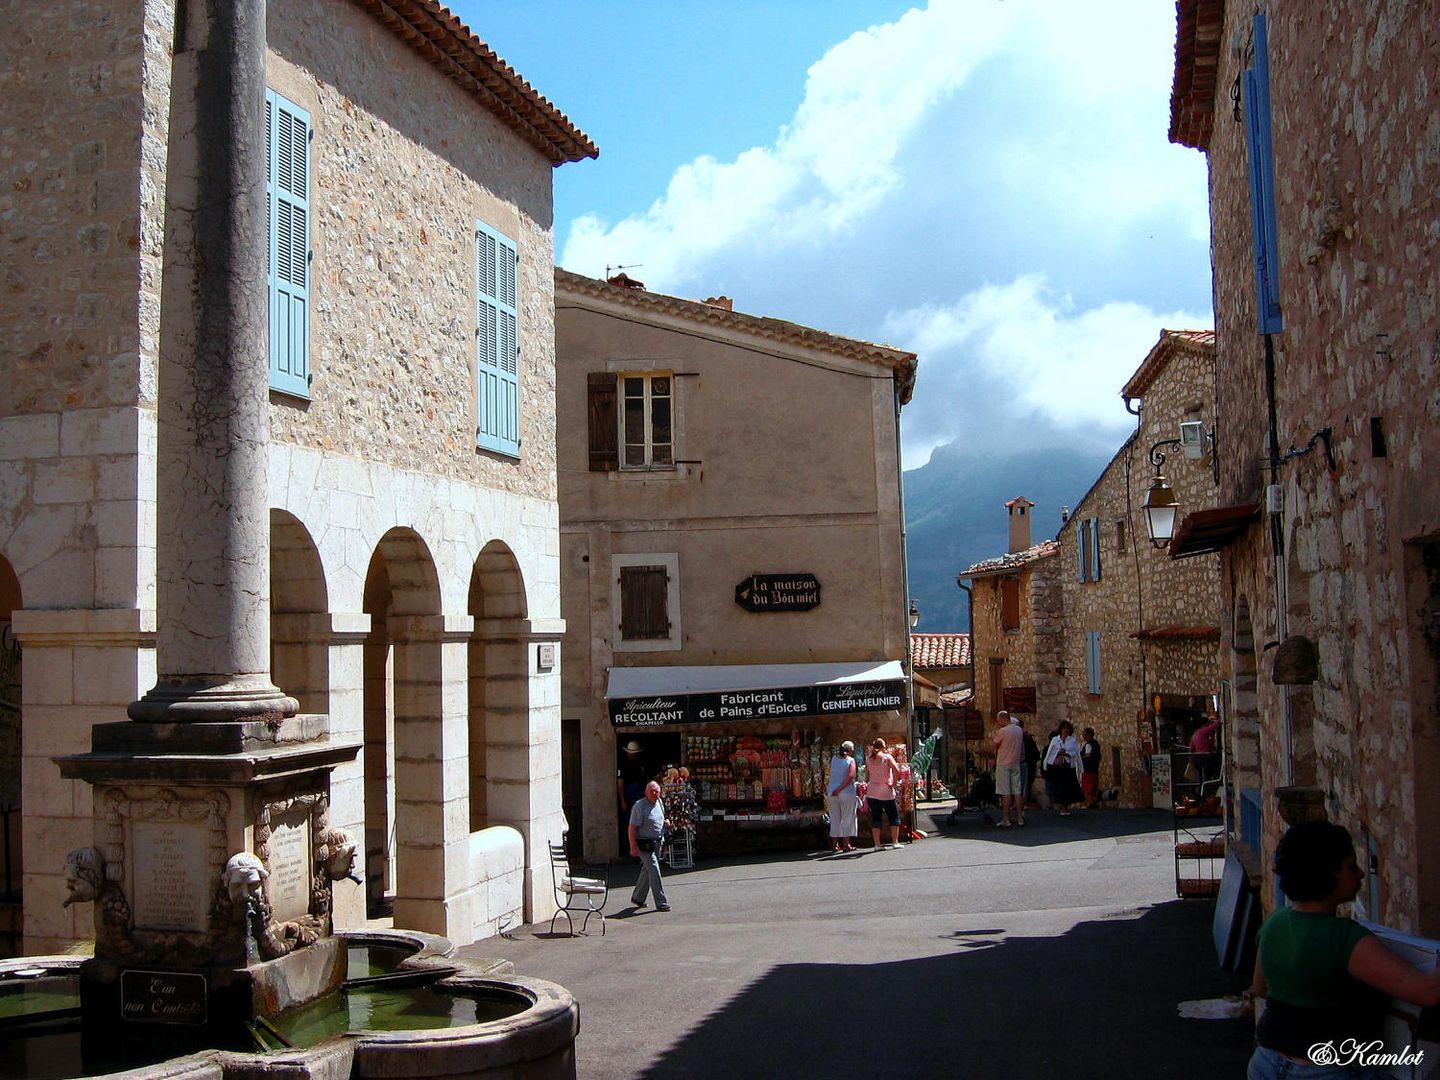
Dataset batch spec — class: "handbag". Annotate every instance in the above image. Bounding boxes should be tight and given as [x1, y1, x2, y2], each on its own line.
[636, 838, 658, 852]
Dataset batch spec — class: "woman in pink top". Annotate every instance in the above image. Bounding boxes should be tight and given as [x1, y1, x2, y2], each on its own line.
[866, 739, 902, 850]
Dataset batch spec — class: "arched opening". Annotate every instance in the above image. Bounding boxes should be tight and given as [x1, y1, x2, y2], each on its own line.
[361, 528, 441, 919]
[0, 556, 21, 947]
[1231, 596, 1262, 849]
[467, 542, 527, 835]
[1405, 535, 1440, 933]
[270, 509, 329, 714]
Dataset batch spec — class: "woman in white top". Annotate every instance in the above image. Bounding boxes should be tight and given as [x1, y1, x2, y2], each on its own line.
[1043, 720, 1085, 816]
[827, 741, 858, 853]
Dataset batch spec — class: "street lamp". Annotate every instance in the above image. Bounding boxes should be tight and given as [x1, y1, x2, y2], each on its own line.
[909, 599, 920, 629]
[1142, 473, 1180, 548]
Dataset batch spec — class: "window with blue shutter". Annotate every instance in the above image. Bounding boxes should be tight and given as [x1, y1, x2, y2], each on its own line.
[1089, 517, 1102, 581]
[1086, 631, 1102, 695]
[476, 221, 519, 456]
[266, 89, 311, 397]
[1243, 12, 1283, 335]
[1076, 519, 1089, 583]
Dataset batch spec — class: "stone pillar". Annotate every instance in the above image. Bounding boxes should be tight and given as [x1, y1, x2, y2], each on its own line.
[129, 0, 294, 724]
[324, 613, 370, 928]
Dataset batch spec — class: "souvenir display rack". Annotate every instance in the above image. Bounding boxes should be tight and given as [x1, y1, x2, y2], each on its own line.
[1172, 748, 1224, 897]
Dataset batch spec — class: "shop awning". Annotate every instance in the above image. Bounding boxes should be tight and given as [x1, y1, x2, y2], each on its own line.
[1168, 503, 1261, 558]
[606, 660, 907, 728]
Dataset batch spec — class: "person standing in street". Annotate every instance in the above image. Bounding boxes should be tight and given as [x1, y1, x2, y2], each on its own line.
[827, 741, 858, 853]
[1019, 716, 1042, 810]
[990, 710, 1025, 827]
[1080, 727, 1102, 809]
[617, 739, 650, 821]
[1044, 720, 1084, 816]
[865, 738, 902, 849]
[1189, 715, 1221, 786]
[628, 780, 671, 911]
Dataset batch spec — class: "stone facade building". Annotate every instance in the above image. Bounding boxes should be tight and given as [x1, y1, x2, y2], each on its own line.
[1, 0, 594, 952]
[1170, 1, 1440, 930]
[555, 271, 916, 861]
[1049, 331, 1222, 807]
[959, 499, 1060, 731]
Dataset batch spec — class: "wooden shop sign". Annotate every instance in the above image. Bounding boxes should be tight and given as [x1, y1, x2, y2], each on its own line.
[734, 573, 821, 612]
[610, 679, 906, 727]
[120, 969, 208, 1026]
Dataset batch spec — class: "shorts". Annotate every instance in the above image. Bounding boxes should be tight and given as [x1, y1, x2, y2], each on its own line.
[994, 764, 1024, 797]
[1081, 772, 1099, 799]
[867, 797, 899, 826]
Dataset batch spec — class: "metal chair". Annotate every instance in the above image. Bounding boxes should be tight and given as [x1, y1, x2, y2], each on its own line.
[548, 839, 610, 936]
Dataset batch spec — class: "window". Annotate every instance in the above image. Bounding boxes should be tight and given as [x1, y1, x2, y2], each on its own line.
[1076, 517, 1102, 582]
[612, 553, 681, 652]
[1243, 11, 1283, 334]
[622, 373, 673, 469]
[1085, 630, 1102, 695]
[1000, 576, 1020, 631]
[476, 221, 519, 456]
[1116, 518, 1127, 554]
[266, 89, 311, 397]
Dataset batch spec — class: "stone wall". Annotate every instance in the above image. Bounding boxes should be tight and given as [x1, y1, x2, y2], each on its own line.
[968, 557, 1054, 725]
[1054, 340, 1221, 806]
[1202, 1, 1440, 929]
[265, 0, 558, 502]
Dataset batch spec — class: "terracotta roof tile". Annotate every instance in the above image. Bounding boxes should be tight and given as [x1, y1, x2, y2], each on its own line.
[958, 540, 1060, 579]
[1121, 328, 1215, 400]
[555, 269, 918, 402]
[351, 0, 598, 165]
[910, 633, 972, 669]
[1169, 0, 1226, 150]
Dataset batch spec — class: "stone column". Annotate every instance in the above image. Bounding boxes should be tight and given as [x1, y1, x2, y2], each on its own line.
[129, 0, 294, 723]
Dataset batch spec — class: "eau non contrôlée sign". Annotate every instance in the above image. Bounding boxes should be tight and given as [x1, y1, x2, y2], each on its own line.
[120, 969, 208, 1026]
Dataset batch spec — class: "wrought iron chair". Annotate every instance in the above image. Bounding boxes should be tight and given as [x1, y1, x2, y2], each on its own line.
[548, 838, 610, 936]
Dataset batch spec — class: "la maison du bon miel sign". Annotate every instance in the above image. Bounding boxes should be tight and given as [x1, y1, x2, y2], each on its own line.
[734, 573, 821, 613]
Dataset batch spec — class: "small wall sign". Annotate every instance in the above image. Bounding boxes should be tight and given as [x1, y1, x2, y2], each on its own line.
[537, 643, 556, 671]
[734, 573, 821, 612]
[120, 969, 208, 1026]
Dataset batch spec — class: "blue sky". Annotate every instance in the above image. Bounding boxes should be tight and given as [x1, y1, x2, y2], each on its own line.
[454, 1, 1214, 468]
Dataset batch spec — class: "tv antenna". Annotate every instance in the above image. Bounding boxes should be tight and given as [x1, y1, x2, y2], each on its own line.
[605, 263, 643, 278]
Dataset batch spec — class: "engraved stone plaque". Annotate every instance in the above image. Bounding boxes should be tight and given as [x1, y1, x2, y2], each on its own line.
[268, 808, 312, 924]
[121, 970, 207, 1026]
[131, 821, 211, 932]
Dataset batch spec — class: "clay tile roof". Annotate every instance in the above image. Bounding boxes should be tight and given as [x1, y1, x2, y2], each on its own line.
[1131, 626, 1221, 641]
[1004, 496, 1035, 509]
[351, 0, 598, 166]
[940, 687, 974, 709]
[910, 633, 972, 669]
[555, 269, 919, 403]
[1169, 0, 1227, 150]
[1121, 328, 1215, 400]
[958, 539, 1060, 579]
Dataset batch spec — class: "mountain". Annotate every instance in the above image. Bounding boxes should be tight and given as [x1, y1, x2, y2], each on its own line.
[902, 442, 1112, 633]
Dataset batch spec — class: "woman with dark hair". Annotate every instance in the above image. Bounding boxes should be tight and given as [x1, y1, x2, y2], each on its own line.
[1247, 821, 1440, 1079]
[1042, 720, 1084, 816]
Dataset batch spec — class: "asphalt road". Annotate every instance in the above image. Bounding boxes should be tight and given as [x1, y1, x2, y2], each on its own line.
[459, 804, 1253, 1079]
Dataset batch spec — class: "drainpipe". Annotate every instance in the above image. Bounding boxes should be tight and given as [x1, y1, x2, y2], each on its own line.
[1263, 334, 1294, 784]
[894, 381, 914, 725]
[956, 578, 974, 780]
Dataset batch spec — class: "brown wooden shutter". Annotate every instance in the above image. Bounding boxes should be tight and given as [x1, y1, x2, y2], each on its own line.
[588, 372, 618, 471]
[1000, 576, 1021, 630]
[619, 565, 669, 639]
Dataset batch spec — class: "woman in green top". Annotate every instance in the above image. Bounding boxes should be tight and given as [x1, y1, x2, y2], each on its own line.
[1248, 821, 1440, 1078]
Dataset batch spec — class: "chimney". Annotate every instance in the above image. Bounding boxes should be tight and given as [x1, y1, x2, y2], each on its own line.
[1060, 505, 1070, 524]
[703, 296, 733, 311]
[1005, 496, 1035, 553]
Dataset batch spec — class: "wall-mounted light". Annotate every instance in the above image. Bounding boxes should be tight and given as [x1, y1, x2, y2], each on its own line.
[1142, 422, 1217, 548]
[909, 599, 920, 630]
[1142, 473, 1180, 547]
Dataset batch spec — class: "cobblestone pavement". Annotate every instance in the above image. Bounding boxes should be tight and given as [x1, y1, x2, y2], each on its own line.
[460, 804, 1252, 1079]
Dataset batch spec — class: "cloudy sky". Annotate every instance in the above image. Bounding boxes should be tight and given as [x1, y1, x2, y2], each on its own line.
[457, 0, 1214, 468]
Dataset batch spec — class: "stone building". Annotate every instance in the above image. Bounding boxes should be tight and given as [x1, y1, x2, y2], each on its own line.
[1169, 1, 1440, 930]
[1, 0, 594, 952]
[958, 499, 1060, 731]
[1050, 331, 1222, 806]
[555, 271, 917, 861]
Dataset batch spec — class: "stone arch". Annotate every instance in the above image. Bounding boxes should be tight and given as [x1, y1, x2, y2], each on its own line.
[467, 542, 528, 834]
[1281, 535, 1318, 787]
[361, 527, 442, 918]
[270, 509, 329, 715]
[0, 555, 21, 939]
[1230, 596, 1262, 836]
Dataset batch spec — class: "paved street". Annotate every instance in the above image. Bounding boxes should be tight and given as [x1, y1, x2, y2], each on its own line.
[460, 804, 1253, 1079]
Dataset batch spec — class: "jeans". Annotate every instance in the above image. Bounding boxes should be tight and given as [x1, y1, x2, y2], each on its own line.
[631, 845, 669, 908]
[1247, 1046, 1386, 1080]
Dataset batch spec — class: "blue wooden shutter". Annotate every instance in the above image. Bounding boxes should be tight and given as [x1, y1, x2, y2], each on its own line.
[1243, 13, 1283, 334]
[1086, 631, 1102, 694]
[266, 89, 311, 396]
[1089, 517, 1102, 581]
[1076, 520, 1088, 583]
[476, 222, 519, 456]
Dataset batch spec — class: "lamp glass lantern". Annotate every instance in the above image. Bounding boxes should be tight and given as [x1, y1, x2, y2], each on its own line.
[1142, 474, 1179, 548]
[908, 599, 920, 630]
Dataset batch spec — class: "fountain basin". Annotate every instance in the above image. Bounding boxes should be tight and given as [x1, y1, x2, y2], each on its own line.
[0, 932, 577, 1079]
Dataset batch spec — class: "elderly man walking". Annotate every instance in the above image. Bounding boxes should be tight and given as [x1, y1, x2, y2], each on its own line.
[629, 780, 671, 911]
[990, 710, 1026, 827]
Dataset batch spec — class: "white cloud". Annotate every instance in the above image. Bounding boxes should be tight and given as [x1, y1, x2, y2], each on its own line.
[888, 275, 1212, 467]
